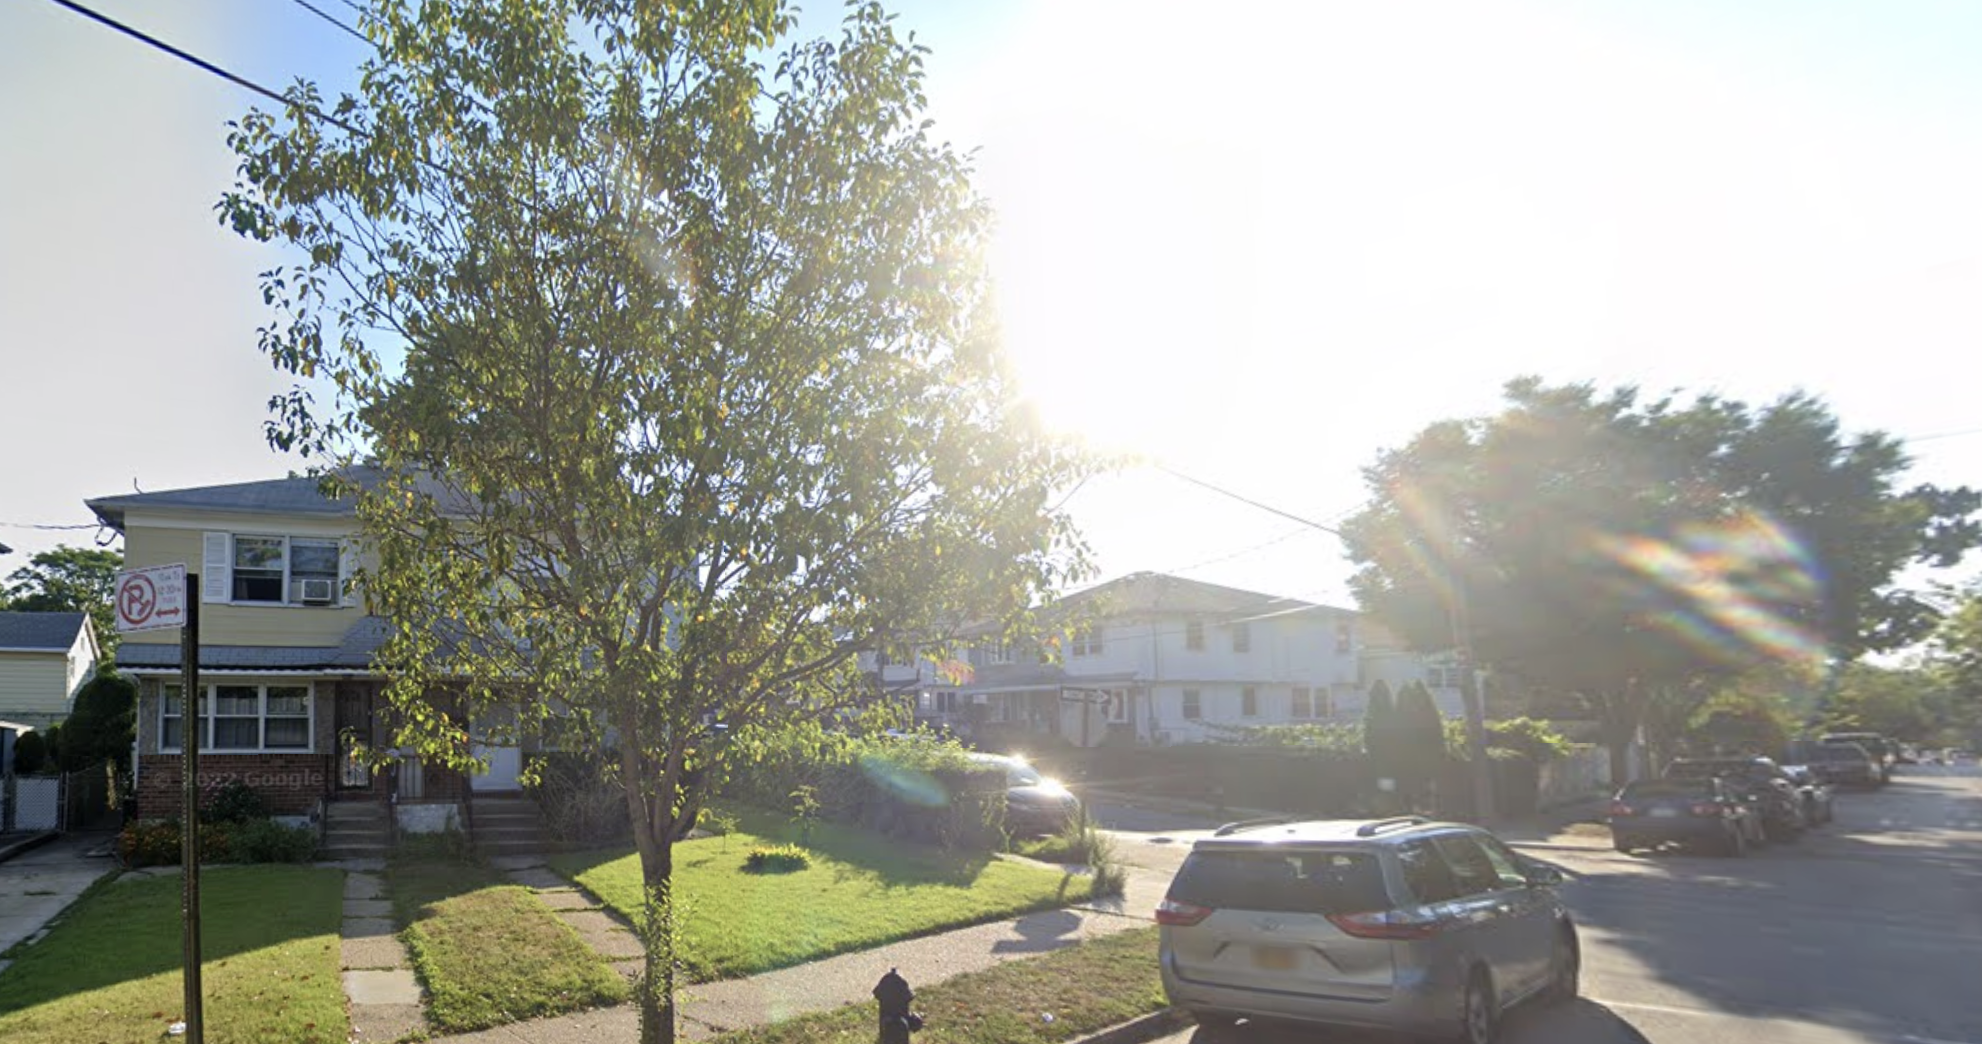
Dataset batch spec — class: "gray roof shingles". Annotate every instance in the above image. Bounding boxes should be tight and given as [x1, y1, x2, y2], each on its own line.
[0, 612, 88, 651]
[116, 615, 391, 672]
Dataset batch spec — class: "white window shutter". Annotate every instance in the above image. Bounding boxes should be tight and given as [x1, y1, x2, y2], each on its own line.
[202, 532, 231, 603]
[339, 537, 359, 607]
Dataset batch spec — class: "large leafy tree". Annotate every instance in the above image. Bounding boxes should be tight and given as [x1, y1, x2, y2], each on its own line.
[1342, 378, 1979, 784]
[1, 545, 122, 650]
[219, 3, 1090, 1040]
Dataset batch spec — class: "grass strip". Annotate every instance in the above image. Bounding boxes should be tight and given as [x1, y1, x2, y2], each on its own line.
[549, 812, 1096, 982]
[388, 858, 628, 1033]
[0, 866, 345, 1044]
[718, 927, 1168, 1044]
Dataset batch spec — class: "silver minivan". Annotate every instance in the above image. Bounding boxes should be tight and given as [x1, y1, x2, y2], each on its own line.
[1157, 816, 1577, 1043]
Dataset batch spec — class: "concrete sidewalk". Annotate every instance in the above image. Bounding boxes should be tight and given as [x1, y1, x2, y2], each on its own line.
[0, 832, 117, 966]
[430, 863, 1171, 1044]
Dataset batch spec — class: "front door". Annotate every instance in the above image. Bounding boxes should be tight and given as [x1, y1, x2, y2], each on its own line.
[470, 703, 522, 792]
[334, 684, 373, 791]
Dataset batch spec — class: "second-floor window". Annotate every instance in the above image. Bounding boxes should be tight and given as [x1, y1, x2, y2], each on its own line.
[1232, 622, 1251, 654]
[1184, 620, 1204, 651]
[212, 532, 344, 606]
[1070, 627, 1103, 657]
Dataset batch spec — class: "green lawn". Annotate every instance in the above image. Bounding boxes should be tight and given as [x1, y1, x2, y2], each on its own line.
[548, 814, 1096, 982]
[0, 866, 346, 1044]
[720, 927, 1168, 1044]
[389, 858, 628, 1033]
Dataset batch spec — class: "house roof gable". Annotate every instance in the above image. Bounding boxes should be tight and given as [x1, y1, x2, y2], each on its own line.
[0, 612, 90, 652]
[1057, 572, 1346, 623]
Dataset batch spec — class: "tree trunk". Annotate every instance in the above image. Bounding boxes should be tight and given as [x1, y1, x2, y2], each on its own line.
[1607, 738, 1633, 790]
[624, 749, 679, 1044]
[636, 836, 677, 1044]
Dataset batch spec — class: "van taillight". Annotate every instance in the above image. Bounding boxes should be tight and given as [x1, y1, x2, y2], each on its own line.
[1608, 802, 1633, 817]
[1690, 802, 1721, 817]
[1155, 898, 1212, 927]
[1326, 908, 1443, 940]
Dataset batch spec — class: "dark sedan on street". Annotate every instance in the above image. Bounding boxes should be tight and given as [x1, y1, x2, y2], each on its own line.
[1610, 778, 1759, 856]
[968, 753, 1082, 836]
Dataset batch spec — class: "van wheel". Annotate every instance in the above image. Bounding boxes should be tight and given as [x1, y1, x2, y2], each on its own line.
[1455, 969, 1497, 1044]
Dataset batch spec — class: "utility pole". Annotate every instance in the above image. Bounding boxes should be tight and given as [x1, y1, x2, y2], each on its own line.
[1447, 574, 1494, 822]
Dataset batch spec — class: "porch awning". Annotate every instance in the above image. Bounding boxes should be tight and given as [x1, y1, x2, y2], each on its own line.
[954, 669, 1139, 696]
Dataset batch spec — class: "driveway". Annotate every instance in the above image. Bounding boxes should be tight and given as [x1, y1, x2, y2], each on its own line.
[0, 832, 118, 957]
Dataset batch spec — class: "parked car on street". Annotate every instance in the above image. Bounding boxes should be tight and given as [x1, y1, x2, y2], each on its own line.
[1777, 765, 1835, 826]
[966, 753, 1081, 836]
[1788, 740, 1882, 788]
[1663, 757, 1805, 842]
[1157, 815, 1578, 1044]
[1819, 732, 1895, 783]
[1608, 778, 1762, 856]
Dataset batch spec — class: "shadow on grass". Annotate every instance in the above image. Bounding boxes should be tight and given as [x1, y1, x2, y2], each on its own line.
[0, 865, 341, 1013]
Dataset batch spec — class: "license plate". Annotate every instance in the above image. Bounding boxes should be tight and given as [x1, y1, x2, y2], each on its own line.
[1253, 946, 1297, 971]
[1649, 807, 1679, 817]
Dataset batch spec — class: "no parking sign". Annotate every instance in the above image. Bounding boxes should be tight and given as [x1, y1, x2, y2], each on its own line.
[114, 563, 188, 633]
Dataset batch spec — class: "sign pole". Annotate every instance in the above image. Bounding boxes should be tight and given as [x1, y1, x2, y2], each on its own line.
[180, 576, 203, 1044]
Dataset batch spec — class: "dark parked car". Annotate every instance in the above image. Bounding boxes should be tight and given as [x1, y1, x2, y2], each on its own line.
[1778, 765, 1834, 826]
[967, 753, 1081, 836]
[1663, 757, 1804, 841]
[1788, 740, 1882, 788]
[1609, 779, 1760, 856]
[1819, 732, 1895, 783]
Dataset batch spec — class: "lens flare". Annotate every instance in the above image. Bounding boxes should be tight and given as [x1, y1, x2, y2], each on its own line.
[858, 752, 951, 809]
[1590, 511, 1826, 672]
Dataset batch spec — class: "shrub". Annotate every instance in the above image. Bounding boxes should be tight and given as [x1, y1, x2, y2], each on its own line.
[720, 723, 1007, 852]
[229, 818, 318, 862]
[523, 751, 630, 845]
[12, 729, 49, 775]
[743, 844, 810, 873]
[204, 780, 269, 824]
[119, 819, 234, 867]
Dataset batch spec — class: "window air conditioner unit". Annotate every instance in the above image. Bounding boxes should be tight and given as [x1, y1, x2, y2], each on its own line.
[294, 578, 337, 605]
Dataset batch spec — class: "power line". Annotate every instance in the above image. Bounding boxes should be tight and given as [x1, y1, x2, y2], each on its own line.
[45, 0, 364, 137]
[1902, 425, 1982, 445]
[0, 521, 100, 532]
[288, 0, 369, 46]
[1154, 464, 1348, 537]
[1158, 523, 1320, 576]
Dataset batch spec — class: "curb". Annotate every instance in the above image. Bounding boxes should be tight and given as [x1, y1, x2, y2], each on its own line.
[1067, 1007, 1191, 1044]
[0, 830, 58, 865]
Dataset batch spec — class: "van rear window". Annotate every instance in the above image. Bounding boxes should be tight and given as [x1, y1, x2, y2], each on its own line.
[1169, 849, 1389, 915]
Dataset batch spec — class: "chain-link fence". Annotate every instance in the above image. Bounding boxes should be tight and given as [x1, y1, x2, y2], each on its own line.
[2, 760, 119, 833]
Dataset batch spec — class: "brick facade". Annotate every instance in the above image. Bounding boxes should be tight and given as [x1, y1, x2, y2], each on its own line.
[136, 752, 330, 817]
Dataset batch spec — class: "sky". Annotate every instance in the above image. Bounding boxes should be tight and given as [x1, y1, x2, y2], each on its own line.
[4, 0, 1982, 614]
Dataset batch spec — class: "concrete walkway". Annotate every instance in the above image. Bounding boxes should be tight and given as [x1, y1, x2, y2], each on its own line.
[333, 859, 430, 1042]
[0, 832, 117, 969]
[428, 863, 1170, 1044]
[492, 853, 647, 981]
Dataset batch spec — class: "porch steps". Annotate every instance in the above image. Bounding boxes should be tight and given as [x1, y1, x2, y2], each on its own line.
[470, 794, 549, 857]
[322, 801, 391, 860]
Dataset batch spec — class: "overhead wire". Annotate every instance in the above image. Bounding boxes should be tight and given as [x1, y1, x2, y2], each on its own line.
[287, 0, 370, 47]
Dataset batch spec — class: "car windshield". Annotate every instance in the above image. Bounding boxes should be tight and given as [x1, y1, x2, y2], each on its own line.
[1169, 849, 1391, 915]
[974, 755, 1044, 787]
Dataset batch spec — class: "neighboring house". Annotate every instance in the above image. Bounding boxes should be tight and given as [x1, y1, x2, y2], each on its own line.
[879, 572, 1373, 747]
[1356, 619, 1470, 719]
[85, 472, 501, 833]
[0, 611, 100, 730]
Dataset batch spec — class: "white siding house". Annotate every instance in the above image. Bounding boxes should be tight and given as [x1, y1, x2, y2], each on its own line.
[0, 612, 100, 730]
[886, 573, 1386, 746]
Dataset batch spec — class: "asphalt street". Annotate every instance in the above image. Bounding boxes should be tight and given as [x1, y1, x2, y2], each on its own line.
[1091, 762, 1982, 1044]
